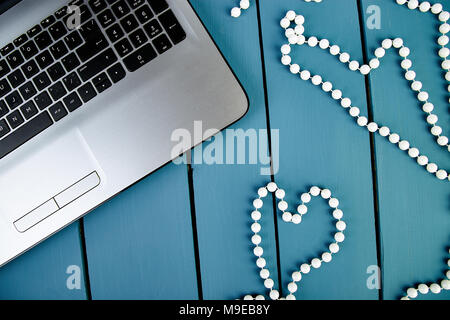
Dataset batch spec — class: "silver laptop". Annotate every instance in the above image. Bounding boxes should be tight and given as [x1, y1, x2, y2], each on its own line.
[0, 0, 248, 266]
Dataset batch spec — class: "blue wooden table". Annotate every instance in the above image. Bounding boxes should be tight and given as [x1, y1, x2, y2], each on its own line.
[1, 0, 449, 300]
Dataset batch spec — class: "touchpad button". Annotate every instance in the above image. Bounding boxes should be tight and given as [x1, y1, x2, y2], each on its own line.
[14, 199, 59, 233]
[54, 172, 100, 208]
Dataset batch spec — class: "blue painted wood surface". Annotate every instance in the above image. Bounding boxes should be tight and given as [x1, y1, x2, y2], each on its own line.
[0, 0, 448, 300]
[0, 223, 87, 300]
[83, 163, 198, 299]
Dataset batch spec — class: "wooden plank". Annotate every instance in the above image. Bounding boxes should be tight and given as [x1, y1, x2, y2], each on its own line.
[360, 0, 450, 300]
[189, 0, 280, 299]
[82, 163, 198, 299]
[0, 223, 87, 300]
[259, 0, 379, 299]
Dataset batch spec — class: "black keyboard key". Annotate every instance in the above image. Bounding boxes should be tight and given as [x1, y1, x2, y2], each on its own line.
[0, 100, 8, 117]
[48, 21, 68, 41]
[27, 25, 42, 38]
[152, 33, 171, 54]
[120, 14, 139, 33]
[49, 102, 68, 122]
[130, 28, 148, 48]
[123, 43, 157, 72]
[0, 79, 12, 98]
[0, 111, 53, 159]
[148, 0, 168, 14]
[6, 110, 24, 129]
[61, 53, 81, 72]
[0, 44, 14, 57]
[114, 38, 133, 57]
[79, 5, 93, 24]
[78, 48, 118, 81]
[0, 43, 14, 56]
[143, 19, 163, 39]
[41, 15, 56, 28]
[34, 91, 52, 110]
[0, 119, 10, 139]
[77, 82, 97, 103]
[127, 0, 145, 9]
[13, 34, 28, 47]
[21, 60, 40, 79]
[62, 72, 82, 91]
[20, 101, 38, 120]
[6, 50, 24, 69]
[97, 9, 116, 28]
[35, 31, 53, 50]
[106, 0, 118, 4]
[19, 81, 37, 100]
[107, 63, 126, 83]
[159, 10, 186, 45]
[112, 0, 130, 19]
[76, 32, 108, 62]
[20, 40, 39, 60]
[0, 60, 11, 78]
[79, 19, 101, 41]
[5, 91, 23, 110]
[69, 0, 84, 6]
[135, 4, 154, 24]
[7, 69, 25, 88]
[92, 72, 112, 93]
[33, 72, 51, 91]
[48, 81, 67, 101]
[35, 50, 54, 69]
[64, 31, 83, 50]
[47, 62, 66, 81]
[63, 92, 83, 112]
[106, 24, 125, 43]
[89, 0, 107, 13]
[55, 6, 68, 19]
[50, 40, 68, 60]
[24, 65, 44, 89]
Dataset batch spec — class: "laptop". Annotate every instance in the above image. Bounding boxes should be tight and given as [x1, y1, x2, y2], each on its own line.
[0, 0, 248, 266]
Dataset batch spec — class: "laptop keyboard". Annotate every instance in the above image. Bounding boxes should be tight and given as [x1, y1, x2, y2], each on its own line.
[0, 0, 186, 159]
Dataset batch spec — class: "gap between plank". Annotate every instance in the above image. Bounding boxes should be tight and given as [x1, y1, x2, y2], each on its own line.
[356, 0, 384, 300]
[187, 157, 204, 300]
[255, 0, 284, 298]
[78, 218, 93, 300]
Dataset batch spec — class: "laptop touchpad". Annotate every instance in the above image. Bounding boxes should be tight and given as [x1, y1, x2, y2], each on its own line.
[13, 172, 100, 232]
[0, 129, 102, 227]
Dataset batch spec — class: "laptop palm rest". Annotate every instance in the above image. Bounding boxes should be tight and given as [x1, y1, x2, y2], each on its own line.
[13, 172, 100, 233]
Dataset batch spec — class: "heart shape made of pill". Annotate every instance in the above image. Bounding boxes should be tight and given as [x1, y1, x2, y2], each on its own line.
[241, 182, 346, 300]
